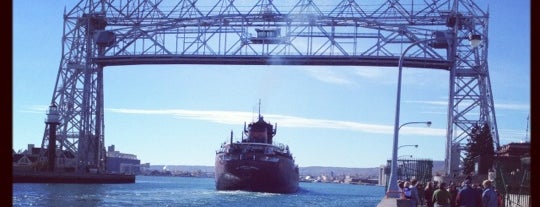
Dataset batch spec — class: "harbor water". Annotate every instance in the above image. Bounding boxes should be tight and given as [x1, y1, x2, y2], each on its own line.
[13, 176, 385, 206]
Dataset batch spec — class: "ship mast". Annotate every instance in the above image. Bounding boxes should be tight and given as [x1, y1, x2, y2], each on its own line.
[258, 99, 261, 120]
[524, 115, 529, 142]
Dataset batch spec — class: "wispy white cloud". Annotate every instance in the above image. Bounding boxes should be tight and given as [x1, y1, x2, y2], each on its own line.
[107, 108, 446, 136]
[420, 111, 447, 115]
[302, 66, 396, 86]
[405, 100, 447, 106]
[352, 67, 390, 79]
[19, 105, 49, 114]
[495, 103, 530, 111]
[302, 68, 355, 85]
[407, 100, 530, 111]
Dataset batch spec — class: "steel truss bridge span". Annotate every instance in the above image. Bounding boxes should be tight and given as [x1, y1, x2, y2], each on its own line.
[41, 0, 498, 177]
[94, 55, 451, 69]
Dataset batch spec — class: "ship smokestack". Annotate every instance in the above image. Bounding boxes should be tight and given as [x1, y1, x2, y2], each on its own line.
[258, 99, 261, 119]
[230, 130, 233, 146]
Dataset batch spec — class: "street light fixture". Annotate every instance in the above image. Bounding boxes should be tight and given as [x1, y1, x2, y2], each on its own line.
[398, 155, 413, 159]
[398, 143, 419, 161]
[398, 144, 419, 151]
[400, 121, 432, 130]
[387, 121, 430, 195]
[386, 31, 480, 197]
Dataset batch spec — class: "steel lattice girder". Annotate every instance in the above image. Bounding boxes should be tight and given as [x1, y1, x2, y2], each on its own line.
[41, 0, 497, 175]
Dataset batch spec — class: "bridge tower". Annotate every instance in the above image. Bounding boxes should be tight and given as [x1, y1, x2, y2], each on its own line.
[39, 0, 498, 175]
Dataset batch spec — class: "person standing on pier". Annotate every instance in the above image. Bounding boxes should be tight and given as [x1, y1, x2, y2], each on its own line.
[424, 181, 435, 207]
[456, 180, 481, 207]
[417, 182, 425, 207]
[448, 182, 458, 207]
[403, 181, 412, 199]
[432, 182, 451, 207]
[409, 179, 420, 207]
[481, 180, 498, 207]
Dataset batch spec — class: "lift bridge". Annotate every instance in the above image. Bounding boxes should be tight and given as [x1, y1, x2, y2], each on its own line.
[40, 0, 498, 176]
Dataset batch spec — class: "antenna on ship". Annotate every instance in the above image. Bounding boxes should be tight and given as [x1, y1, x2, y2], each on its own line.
[258, 99, 262, 119]
[524, 114, 529, 143]
[230, 130, 234, 145]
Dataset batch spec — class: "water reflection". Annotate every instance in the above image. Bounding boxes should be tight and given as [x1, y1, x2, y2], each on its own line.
[14, 183, 106, 207]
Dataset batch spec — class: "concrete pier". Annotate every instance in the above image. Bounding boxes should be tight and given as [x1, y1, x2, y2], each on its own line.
[376, 197, 414, 207]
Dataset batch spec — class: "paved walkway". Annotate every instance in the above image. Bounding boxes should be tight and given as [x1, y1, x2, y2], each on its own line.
[376, 197, 426, 207]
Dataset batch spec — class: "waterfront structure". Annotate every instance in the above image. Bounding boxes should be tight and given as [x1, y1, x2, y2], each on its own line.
[383, 159, 433, 189]
[215, 106, 299, 194]
[13, 146, 40, 172]
[13, 143, 136, 183]
[493, 142, 530, 195]
[38, 0, 495, 178]
[105, 145, 141, 174]
[44, 104, 61, 171]
[13, 144, 76, 173]
[378, 165, 387, 186]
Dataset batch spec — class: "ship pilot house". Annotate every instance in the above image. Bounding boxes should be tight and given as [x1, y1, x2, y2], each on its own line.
[244, 116, 276, 144]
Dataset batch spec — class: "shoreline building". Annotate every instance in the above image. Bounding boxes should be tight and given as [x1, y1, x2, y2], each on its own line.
[381, 159, 433, 189]
[494, 142, 530, 193]
[13, 144, 76, 173]
[106, 145, 141, 174]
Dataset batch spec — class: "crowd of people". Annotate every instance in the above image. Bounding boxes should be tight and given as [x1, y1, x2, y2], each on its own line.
[396, 177, 501, 207]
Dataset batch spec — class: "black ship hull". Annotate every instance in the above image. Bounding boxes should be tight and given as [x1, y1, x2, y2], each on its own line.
[215, 150, 298, 194]
[215, 109, 298, 194]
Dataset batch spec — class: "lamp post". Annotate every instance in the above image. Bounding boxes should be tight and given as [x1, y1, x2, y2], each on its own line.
[386, 35, 440, 197]
[387, 121, 431, 195]
[386, 32, 481, 197]
[387, 38, 440, 198]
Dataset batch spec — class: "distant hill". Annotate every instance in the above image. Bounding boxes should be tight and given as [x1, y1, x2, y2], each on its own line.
[149, 165, 379, 177]
[149, 165, 214, 172]
[299, 166, 380, 178]
[148, 165, 380, 177]
[148, 160, 445, 178]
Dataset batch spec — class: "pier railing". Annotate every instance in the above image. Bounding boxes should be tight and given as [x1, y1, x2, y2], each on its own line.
[385, 191, 403, 198]
[502, 193, 530, 207]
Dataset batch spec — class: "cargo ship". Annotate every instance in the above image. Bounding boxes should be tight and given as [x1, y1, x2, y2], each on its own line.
[214, 109, 299, 194]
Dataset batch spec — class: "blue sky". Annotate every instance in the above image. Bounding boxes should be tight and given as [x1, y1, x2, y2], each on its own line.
[13, 1, 530, 168]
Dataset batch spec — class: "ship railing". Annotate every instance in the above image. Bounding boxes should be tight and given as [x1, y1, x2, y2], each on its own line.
[264, 147, 275, 155]
[273, 143, 287, 150]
